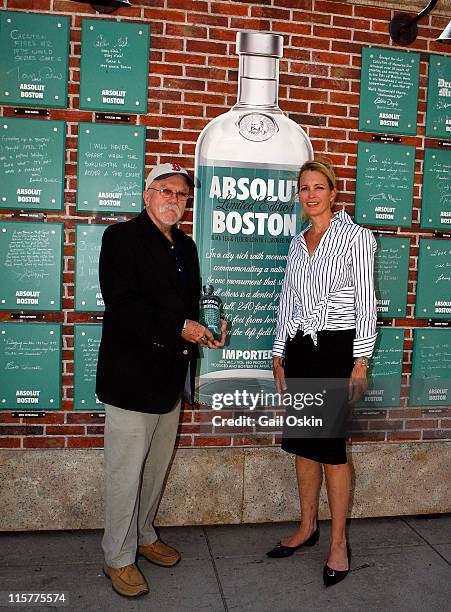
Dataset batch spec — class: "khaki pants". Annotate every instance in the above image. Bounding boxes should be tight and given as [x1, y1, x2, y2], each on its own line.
[102, 399, 181, 568]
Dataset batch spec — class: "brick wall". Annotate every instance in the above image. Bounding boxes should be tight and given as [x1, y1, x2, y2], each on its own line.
[0, 0, 450, 449]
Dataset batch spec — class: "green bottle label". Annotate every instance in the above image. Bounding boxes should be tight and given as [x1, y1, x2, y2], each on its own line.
[194, 165, 299, 376]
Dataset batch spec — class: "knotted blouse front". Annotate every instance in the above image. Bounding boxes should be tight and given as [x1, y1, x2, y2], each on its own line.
[273, 210, 378, 359]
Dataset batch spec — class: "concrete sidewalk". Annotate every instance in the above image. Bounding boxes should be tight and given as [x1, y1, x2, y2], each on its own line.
[1, 515, 450, 611]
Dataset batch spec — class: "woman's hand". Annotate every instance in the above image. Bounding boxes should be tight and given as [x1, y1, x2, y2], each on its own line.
[273, 356, 287, 395]
[348, 363, 368, 403]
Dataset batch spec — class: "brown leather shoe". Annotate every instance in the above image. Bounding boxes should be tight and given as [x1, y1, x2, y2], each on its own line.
[138, 540, 181, 567]
[103, 563, 149, 598]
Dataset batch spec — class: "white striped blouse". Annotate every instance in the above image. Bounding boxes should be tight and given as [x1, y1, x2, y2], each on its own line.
[273, 209, 378, 358]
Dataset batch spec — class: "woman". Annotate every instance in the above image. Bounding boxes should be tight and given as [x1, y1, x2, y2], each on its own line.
[266, 160, 377, 587]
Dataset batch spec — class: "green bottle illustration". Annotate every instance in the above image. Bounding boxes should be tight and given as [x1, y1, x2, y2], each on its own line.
[199, 285, 222, 340]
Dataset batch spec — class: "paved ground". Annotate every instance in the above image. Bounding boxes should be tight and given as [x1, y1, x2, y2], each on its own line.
[0, 515, 450, 611]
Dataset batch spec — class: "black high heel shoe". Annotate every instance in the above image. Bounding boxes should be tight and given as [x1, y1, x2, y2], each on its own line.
[266, 527, 319, 558]
[323, 543, 351, 587]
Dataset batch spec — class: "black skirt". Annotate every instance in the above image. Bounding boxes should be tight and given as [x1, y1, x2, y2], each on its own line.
[281, 329, 355, 465]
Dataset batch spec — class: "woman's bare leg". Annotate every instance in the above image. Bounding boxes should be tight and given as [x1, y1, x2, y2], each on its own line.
[281, 455, 321, 547]
[323, 462, 351, 570]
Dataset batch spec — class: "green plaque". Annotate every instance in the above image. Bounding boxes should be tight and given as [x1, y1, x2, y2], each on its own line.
[0, 118, 65, 211]
[420, 148, 451, 231]
[0, 322, 61, 410]
[0, 11, 69, 108]
[410, 329, 451, 406]
[75, 224, 107, 311]
[355, 142, 415, 228]
[374, 236, 410, 318]
[74, 324, 103, 411]
[79, 19, 150, 114]
[76, 122, 145, 213]
[415, 239, 451, 319]
[195, 164, 299, 380]
[425, 55, 451, 139]
[0, 221, 63, 311]
[356, 328, 404, 408]
[359, 47, 420, 136]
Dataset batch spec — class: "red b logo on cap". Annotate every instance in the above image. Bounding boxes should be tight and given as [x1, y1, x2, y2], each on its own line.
[171, 162, 182, 171]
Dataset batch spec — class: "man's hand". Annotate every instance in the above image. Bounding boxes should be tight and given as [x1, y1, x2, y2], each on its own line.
[273, 356, 287, 395]
[182, 318, 227, 349]
[348, 363, 368, 403]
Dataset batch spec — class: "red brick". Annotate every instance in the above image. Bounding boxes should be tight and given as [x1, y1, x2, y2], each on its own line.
[67, 436, 104, 448]
[206, 27, 237, 43]
[387, 431, 421, 441]
[186, 40, 227, 55]
[152, 36, 184, 51]
[314, 25, 352, 40]
[86, 425, 105, 435]
[167, 0, 208, 10]
[291, 36, 330, 51]
[166, 23, 207, 38]
[331, 41, 364, 55]
[147, 141, 180, 154]
[142, 116, 181, 128]
[183, 118, 210, 130]
[406, 420, 439, 429]
[291, 63, 329, 76]
[143, 9, 186, 23]
[354, 5, 391, 20]
[333, 16, 368, 29]
[230, 18, 271, 31]
[0, 414, 22, 423]
[53, 0, 95, 12]
[152, 64, 184, 77]
[8, 0, 51, 9]
[0, 425, 43, 435]
[162, 130, 198, 142]
[312, 51, 351, 66]
[353, 30, 390, 45]
[210, 2, 249, 16]
[284, 48, 311, 62]
[162, 103, 203, 116]
[250, 5, 290, 20]
[165, 52, 207, 66]
[181, 143, 196, 156]
[194, 436, 231, 446]
[46, 425, 85, 435]
[0, 438, 21, 448]
[272, 21, 312, 35]
[24, 437, 65, 448]
[276, 0, 311, 8]
[315, 1, 352, 16]
[293, 10, 331, 24]
[164, 77, 207, 92]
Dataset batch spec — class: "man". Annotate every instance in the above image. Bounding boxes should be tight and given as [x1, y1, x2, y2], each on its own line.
[96, 162, 226, 598]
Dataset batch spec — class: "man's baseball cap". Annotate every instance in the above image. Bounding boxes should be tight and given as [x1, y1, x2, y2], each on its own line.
[145, 162, 195, 189]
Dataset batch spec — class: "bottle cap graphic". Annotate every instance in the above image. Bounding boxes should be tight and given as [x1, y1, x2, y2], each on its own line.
[236, 31, 283, 58]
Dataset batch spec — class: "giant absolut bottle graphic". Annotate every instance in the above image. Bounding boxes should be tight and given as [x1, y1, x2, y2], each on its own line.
[194, 31, 313, 389]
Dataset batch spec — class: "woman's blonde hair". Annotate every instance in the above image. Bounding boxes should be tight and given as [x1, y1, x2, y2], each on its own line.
[297, 159, 337, 191]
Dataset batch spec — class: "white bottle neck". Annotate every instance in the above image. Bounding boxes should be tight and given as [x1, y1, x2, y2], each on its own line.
[235, 55, 280, 108]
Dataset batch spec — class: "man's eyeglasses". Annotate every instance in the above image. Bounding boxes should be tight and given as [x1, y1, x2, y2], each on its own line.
[148, 187, 191, 202]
